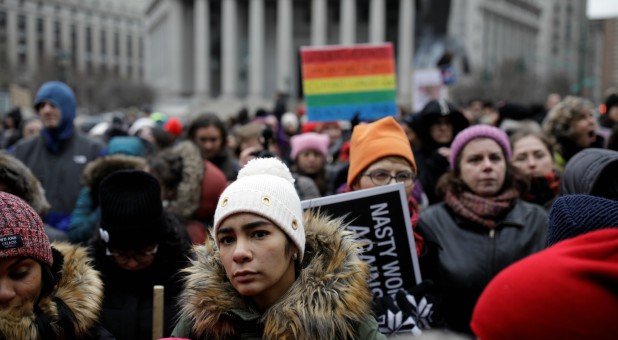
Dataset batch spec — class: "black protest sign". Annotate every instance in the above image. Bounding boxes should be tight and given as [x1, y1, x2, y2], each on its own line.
[301, 183, 421, 299]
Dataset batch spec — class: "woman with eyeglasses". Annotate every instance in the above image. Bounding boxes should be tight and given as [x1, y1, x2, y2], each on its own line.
[88, 170, 191, 339]
[347, 116, 423, 257]
[417, 125, 548, 335]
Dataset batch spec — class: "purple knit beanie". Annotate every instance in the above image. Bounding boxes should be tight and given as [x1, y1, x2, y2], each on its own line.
[0, 191, 52, 266]
[449, 124, 512, 170]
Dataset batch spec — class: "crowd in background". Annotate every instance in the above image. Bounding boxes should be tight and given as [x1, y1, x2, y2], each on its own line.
[1, 80, 617, 339]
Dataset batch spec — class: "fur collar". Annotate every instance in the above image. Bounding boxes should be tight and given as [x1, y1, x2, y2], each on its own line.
[178, 213, 373, 339]
[82, 154, 147, 188]
[163, 141, 203, 219]
[0, 242, 104, 338]
[0, 152, 50, 215]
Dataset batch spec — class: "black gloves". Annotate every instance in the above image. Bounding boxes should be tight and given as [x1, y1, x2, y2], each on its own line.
[373, 280, 440, 335]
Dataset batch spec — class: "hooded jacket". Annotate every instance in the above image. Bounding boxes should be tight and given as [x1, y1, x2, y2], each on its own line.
[0, 242, 108, 339]
[153, 141, 227, 244]
[0, 151, 50, 216]
[560, 148, 618, 196]
[13, 82, 104, 230]
[172, 213, 385, 340]
[411, 100, 469, 204]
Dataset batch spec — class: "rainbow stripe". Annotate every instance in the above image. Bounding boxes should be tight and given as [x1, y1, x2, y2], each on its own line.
[301, 43, 397, 122]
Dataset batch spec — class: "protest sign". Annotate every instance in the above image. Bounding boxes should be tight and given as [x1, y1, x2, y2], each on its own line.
[412, 68, 448, 112]
[301, 183, 422, 297]
[300, 43, 398, 122]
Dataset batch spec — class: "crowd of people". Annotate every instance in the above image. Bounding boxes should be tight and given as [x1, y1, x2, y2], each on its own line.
[1, 80, 617, 339]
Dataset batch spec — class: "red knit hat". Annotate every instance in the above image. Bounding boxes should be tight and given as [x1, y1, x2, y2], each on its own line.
[0, 192, 52, 265]
[471, 228, 618, 340]
[347, 116, 416, 188]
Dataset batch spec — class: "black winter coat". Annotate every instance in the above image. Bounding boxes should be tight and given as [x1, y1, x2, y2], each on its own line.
[417, 199, 548, 334]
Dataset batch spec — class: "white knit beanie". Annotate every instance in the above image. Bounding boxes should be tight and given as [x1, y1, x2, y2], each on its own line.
[213, 157, 305, 262]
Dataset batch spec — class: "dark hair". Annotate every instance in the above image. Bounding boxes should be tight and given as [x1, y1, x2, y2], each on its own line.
[436, 162, 528, 198]
[187, 113, 227, 150]
[34, 248, 78, 340]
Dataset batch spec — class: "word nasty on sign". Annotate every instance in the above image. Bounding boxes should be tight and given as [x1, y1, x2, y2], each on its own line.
[348, 203, 403, 298]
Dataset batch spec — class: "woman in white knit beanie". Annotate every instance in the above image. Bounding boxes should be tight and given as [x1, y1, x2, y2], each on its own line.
[172, 157, 385, 339]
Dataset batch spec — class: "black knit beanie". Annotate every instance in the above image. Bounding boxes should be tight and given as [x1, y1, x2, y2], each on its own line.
[98, 170, 165, 250]
[547, 194, 618, 247]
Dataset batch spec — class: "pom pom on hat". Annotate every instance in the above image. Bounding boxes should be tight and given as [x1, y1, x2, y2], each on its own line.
[0, 192, 52, 266]
[290, 132, 330, 161]
[214, 158, 305, 262]
[449, 124, 511, 170]
[164, 117, 183, 137]
[347, 116, 416, 188]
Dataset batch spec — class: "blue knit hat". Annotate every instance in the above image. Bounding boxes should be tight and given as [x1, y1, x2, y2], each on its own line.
[547, 194, 618, 247]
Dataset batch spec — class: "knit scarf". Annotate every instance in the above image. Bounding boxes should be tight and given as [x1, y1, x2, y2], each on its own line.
[524, 171, 560, 206]
[408, 196, 422, 256]
[444, 188, 519, 229]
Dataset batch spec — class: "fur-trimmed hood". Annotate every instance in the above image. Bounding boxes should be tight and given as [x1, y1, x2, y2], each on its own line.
[0, 242, 104, 338]
[82, 154, 147, 203]
[159, 141, 204, 219]
[0, 151, 50, 216]
[177, 212, 373, 339]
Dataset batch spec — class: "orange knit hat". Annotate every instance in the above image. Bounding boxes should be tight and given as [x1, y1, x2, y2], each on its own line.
[347, 116, 416, 188]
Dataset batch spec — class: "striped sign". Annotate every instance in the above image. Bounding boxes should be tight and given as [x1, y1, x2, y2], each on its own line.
[301, 43, 398, 122]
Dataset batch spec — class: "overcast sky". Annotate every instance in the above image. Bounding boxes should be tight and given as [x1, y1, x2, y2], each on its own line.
[587, 0, 618, 19]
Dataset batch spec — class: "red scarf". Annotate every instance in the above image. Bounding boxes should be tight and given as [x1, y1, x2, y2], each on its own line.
[444, 188, 519, 229]
[409, 196, 423, 256]
[524, 170, 560, 206]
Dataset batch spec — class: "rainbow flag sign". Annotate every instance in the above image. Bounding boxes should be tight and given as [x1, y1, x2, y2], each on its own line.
[300, 43, 398, 122]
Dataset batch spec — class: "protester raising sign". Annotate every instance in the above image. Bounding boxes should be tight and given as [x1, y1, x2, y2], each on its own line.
[300, 43, 398, 122]
[301, 183, 421, 299]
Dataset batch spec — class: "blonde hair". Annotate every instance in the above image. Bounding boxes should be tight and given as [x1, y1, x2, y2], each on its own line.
[543, 96, 594, 139]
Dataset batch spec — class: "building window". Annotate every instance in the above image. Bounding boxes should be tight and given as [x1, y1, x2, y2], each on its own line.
[127, 34, 132, 58]
[86, 26, 92, 53]
[114, 31, 120, 58]
[54, 21, 61, 50]
[101, 30, 107, 56]
[71, 24, 77, 67]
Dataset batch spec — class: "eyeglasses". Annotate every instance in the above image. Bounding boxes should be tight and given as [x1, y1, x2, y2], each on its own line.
[362, 170, 415, 187]
[106, 244, 158, 264]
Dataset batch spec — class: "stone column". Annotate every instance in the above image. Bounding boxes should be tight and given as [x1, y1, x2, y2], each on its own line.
[106, 18, 115, 70]
[132, 26, 141, 81]
[194, 0, 210, 97]
[7, 7, 17, 66]
[276, 0, 292, 93]
[221, 0, 238, 98]
[397, 0, 414, 108]
[26, 7, 37, 72]
[248, 0, 265, 99]
[340, 0, 355, 45]
[311, 0, 327, 46]
[76, 12, 86, 73]
[119, 21, 128, 77]
[369, 0, 385, 43]
[90, 16, 100, 68]
[43, 7, 55, 60]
